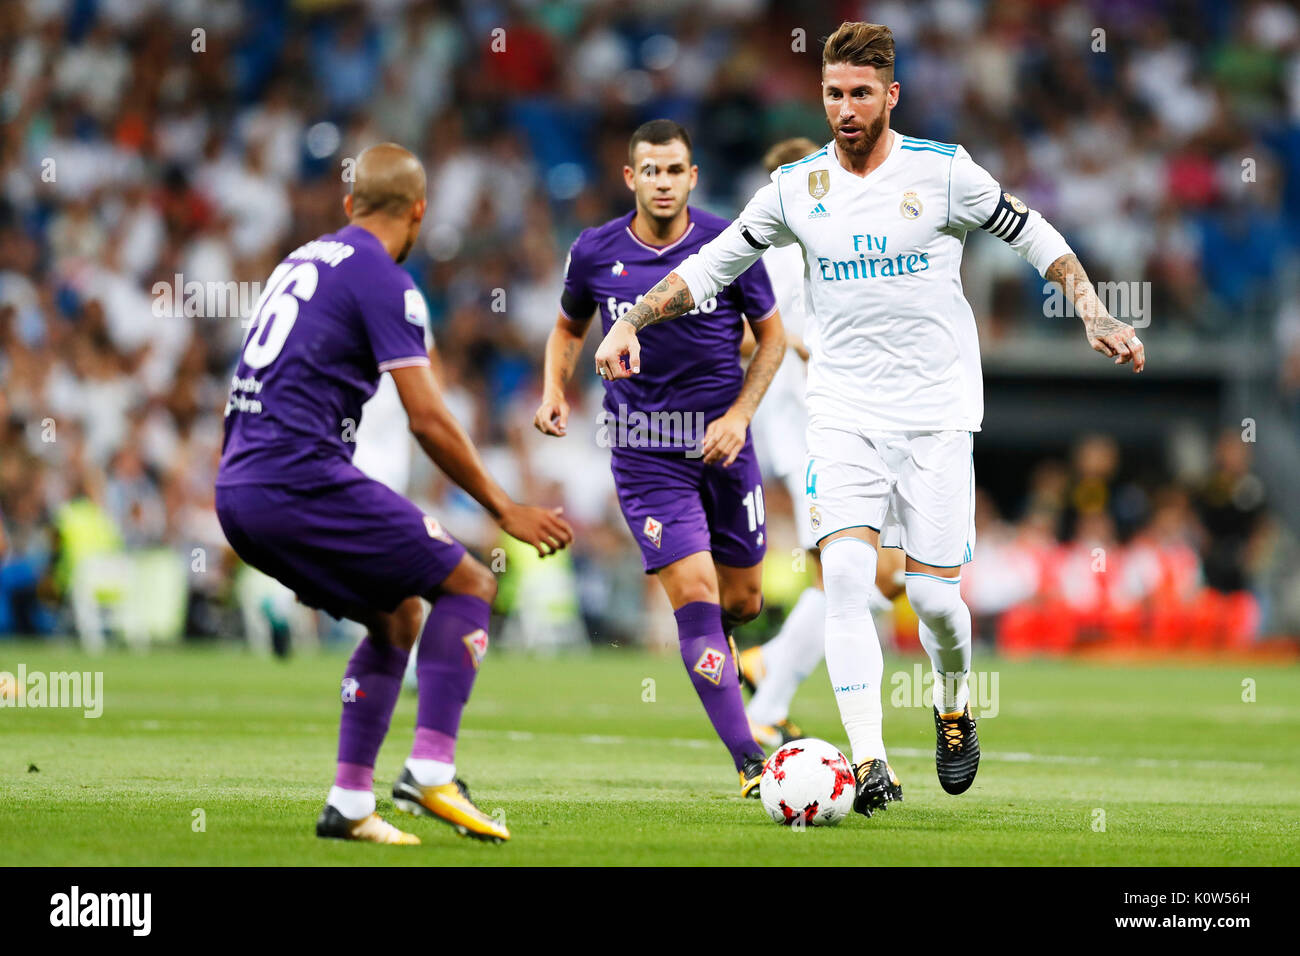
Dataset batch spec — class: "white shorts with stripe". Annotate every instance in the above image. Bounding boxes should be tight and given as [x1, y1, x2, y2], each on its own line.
[804, 419, 976, 568]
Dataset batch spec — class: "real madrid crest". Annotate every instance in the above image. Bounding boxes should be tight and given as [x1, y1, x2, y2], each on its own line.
[1004, 191, 1027, 213]
[900, 190, 922, 219]
[808, 170, 830, 200]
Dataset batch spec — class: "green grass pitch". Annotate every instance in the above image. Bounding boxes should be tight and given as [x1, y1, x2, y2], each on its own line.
[2, 644, 1297, 866]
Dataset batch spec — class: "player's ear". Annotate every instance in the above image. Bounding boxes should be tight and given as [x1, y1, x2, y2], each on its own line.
[343, 193, 353, 219]
[888, 80, 900, 110]
[689, 164, 699, 191]
[411, 198, 427, 224]
[623, 165, 636, 191]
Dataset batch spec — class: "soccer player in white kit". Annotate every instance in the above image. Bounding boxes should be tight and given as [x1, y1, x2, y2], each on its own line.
[740, 136, 906, 751]
[595, 21, 1146, 817]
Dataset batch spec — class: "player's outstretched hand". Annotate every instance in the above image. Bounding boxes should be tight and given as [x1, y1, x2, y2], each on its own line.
[701, 410, 748, 467]
[499, 503, 573, 557]
[594, 319, 640, 381]
[533, 393, 570, 436]
[1085, 314, 1145, 373]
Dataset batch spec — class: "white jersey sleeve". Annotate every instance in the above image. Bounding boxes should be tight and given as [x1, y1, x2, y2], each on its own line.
[947, 146, 1072, 277]
[674, 180, 799, 307]
[760, 241, 808, 341]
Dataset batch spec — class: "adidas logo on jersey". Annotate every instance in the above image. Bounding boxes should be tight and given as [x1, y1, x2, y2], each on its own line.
[808, 202, 830, 220]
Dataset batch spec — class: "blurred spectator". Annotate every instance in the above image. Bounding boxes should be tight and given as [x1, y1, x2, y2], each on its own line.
[0, 0, 1296, 648]
[1196, 428, 1267, 591]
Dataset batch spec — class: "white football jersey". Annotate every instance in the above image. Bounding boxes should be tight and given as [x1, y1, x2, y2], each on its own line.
[676, 131, 1073, 432]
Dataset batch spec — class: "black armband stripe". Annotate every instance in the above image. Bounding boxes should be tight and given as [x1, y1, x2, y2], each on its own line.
[740, 226, 769, 250]
[559, 289, 596, 320]
[980, 193, 1029, 243]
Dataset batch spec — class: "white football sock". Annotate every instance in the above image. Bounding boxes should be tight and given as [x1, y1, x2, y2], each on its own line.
[327, 785, 375, 821]
[906, 572, 972, 714]
[405, 757, 456, 787]
[821, 538, 886, 765]
[747, 586, 826, 726]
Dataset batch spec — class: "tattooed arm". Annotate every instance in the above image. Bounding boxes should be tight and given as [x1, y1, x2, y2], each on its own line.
[1045, 253, 1146, 373]
[534, 312, 593, 436]
[592, 272, 695, 380]
[701, 309, 786, 466]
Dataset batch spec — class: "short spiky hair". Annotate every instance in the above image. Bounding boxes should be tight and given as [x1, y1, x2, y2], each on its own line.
[822, 22, 895, 84]
[628, 119, 692, 166]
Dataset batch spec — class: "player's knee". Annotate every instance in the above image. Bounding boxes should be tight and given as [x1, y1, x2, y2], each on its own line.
[722, 588, 763, 625]
[904, 573, 967, 631]
[381, 597, 425, 651]
[876, 550, 906, 601]
[670, 578, 717, 608]
[465, 561, 498, 605]
[821, 538, 877, 618]
[439, 555, 498, 605]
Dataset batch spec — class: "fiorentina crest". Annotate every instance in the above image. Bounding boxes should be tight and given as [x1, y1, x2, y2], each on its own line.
[693, 647, 727, 686]
[642, 516, 663, 549]
[462, 629, 489, 669]
[423, 515, 452, 542]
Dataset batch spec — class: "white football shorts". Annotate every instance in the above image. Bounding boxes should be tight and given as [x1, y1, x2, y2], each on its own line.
[803, 418, 976, 567]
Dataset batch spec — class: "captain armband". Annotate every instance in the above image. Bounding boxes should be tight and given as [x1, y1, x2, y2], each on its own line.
[979, 191, 1031, 243]
[738, 224, 769, 251]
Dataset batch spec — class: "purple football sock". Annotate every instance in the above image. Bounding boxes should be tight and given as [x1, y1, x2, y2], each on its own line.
[675, 601, 763, 771]
[411, 593, 490, 762]
[334, 635, 409, 789]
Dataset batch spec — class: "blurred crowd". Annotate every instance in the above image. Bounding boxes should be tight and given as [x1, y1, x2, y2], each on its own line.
[958, 430, 1294, 652]
[2, 0, 1298, 645]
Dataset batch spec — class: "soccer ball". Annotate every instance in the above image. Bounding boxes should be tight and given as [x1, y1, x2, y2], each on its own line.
[760, 738, 855, 826]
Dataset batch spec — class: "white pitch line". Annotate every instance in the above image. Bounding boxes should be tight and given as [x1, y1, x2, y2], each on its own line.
[460, 729, 1265, 771]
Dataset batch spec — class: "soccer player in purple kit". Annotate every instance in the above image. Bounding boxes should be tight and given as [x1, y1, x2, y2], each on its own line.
[216, 143, 573, 845]
[532, 121, 787, 797]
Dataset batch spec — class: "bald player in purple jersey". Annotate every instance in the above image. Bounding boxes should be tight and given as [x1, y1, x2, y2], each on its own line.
[532, 120, 787, 797]
[216, 143, 572, 846]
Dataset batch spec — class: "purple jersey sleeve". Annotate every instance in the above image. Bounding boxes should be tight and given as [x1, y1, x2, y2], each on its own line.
[560, 234, 597, 321]
[357, 273, 430, 373]
[733, 257, 778, 322]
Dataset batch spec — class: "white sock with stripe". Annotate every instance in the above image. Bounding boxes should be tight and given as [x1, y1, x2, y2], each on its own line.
[821, 538, 886, 765]
[905, 572, 972, 714]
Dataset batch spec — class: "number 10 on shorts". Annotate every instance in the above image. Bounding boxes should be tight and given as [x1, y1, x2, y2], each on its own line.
[742, 484, 765, 532]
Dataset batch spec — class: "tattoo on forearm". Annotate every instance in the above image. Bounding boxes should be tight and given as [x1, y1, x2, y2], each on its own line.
[1046, 253, 1125, 334]
[731, 332, 784, 421]
[547, 328, 584, 390]
[558, 338, 579, 381]
[621, 273, 695, 331]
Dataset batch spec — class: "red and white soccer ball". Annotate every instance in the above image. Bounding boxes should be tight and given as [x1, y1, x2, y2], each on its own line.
[760, 738, 855, 826]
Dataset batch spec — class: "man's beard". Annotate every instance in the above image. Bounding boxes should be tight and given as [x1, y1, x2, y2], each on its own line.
[642, 196, 685, 227]
[832, 103, 887, 158]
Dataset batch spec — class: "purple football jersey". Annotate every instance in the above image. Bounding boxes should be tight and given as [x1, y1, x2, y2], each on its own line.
[217, 224, 429, 488]
[562, 208, 777, 450]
